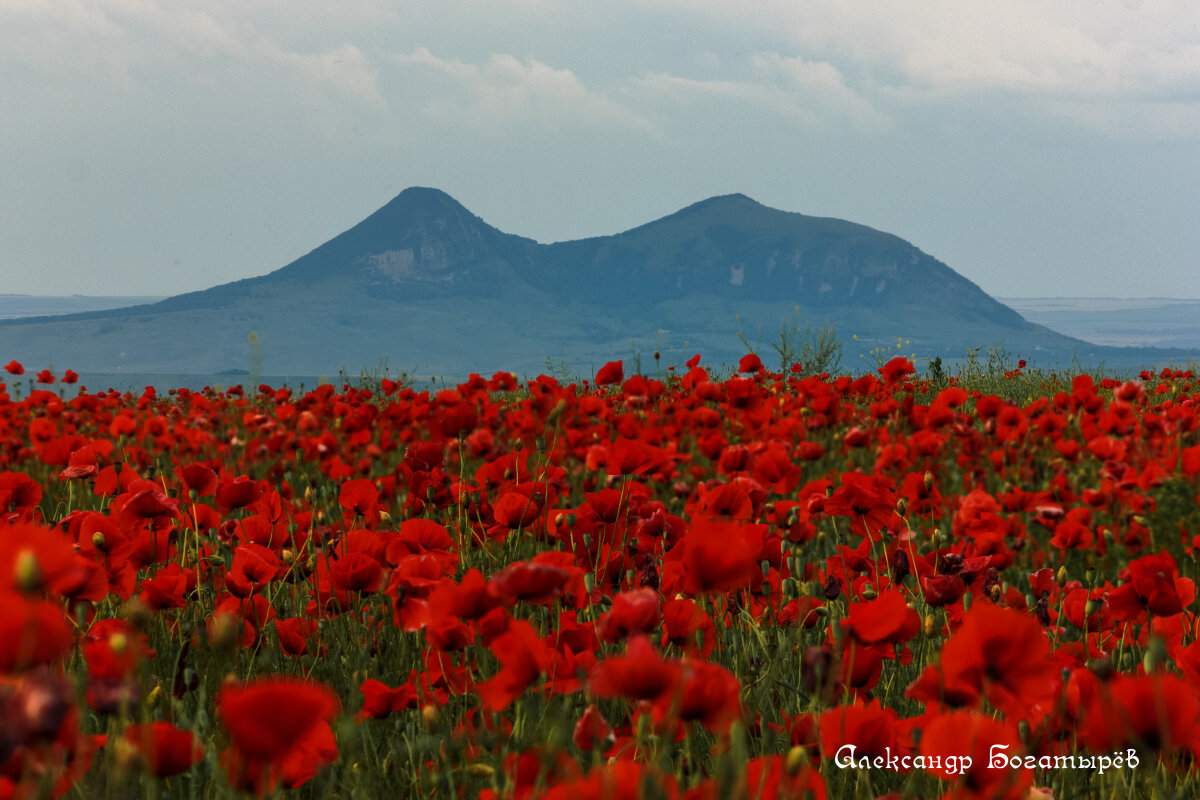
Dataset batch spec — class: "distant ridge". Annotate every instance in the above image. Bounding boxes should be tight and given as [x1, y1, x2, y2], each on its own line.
[1, 188, 1189, 377]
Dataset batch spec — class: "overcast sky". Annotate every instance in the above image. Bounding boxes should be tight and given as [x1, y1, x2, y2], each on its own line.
[3, 0, 1199, 299]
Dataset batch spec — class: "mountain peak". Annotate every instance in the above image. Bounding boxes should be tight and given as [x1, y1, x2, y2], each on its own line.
[677, 193, 764, 213]
[374, 186, 474, 220]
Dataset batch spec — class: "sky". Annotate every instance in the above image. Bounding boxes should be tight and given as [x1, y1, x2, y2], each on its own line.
[3, 0, 1199, 299]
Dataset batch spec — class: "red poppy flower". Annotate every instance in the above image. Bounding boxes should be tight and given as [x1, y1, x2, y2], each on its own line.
[573, 704, 615, 751]
[0, 591, 75, 672]
[83, 618, 149, 681]
[3, 359, 23, 375]
[124, 722, 204, 777]
[661, 597, 716, 658]
[590, 635, 681, 702]
[1, 521, 80, 596]
[937, 603, 1056, 718]
[820, 699, 910, 766]
[540, 760, 678, 800]
[738, 353, 764, 374]
[273, 617, 317, 656]
[824, 473, 899, 539]
[595, 360, 624, 387]
[216, 678, 340, 761]
[919, 711, 1031, 799]
[742, 755, 827, 800]
[215, 475, 265, 513]
[426, 568, 502, 622]
[36, 368, 55, 383]
[597, 588, 661, 642]
[678, 517, 761, 595]
[1080, 673, 1200, 759]
[475, 619, 553, 711]
[137, 562, 196, 610]
[0, 471, 43, 522]
[845, 589, 920, 646]
[225, 544, 280, 598]
[879, 356, 915, 384]
[338, 478, 381, 519]
[328, 551, 384, 594]
[175, 463, 218, 497]
[1107, 552, 1193, 620]
[491, 488, 545, 531]
[656, 658, 742, 733]
[359, 677, 418, 719]
[489, 560, 572, 606]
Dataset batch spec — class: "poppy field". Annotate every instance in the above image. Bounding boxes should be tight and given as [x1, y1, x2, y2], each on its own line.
[2, 353, 1200, 799]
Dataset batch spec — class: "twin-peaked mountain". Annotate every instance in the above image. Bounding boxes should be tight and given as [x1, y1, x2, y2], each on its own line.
[0, 187, 1156, 378]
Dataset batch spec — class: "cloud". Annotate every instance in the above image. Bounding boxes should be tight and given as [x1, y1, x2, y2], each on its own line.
[392, 47, 655, 136]
[639, 0, 1200, 135]
[260, 42, 384, 109]
[693, 1, 1199, 92]
[1, 1, 384, 110]
[631, 53, 888, 131]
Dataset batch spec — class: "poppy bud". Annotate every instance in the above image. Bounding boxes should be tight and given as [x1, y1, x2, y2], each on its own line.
[15, 549, 41, 592]
[210, 613, 239, 651]
[1143, 637, 1167, 674]
[113, 736, 143, 776]
[786, 746, 808, 775]
[892, 550, 910, 585]
[923, 614, 937, 637]
[1035, 595, 1051, 627]
[92, 532, 108, 552]
[109, 632, 128, 656]
[895, 498, 908, 517]
[421, 703, 439, 732]
[923, 471, 934, 493]
[962, 592, 972, 612]
[1056, 566, 1068, 587]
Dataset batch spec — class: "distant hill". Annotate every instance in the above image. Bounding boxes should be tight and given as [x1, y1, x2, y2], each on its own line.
[0, 295, 168, 320]
[1, 188, 1189, 378]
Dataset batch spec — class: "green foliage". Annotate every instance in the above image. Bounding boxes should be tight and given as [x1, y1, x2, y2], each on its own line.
[737, 308, 844, 376]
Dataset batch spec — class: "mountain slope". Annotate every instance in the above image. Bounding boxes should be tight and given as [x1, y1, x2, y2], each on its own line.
[1, 188, 1182, 377]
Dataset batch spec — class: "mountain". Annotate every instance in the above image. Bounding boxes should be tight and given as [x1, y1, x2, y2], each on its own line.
[0, 188, 1187, 379]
